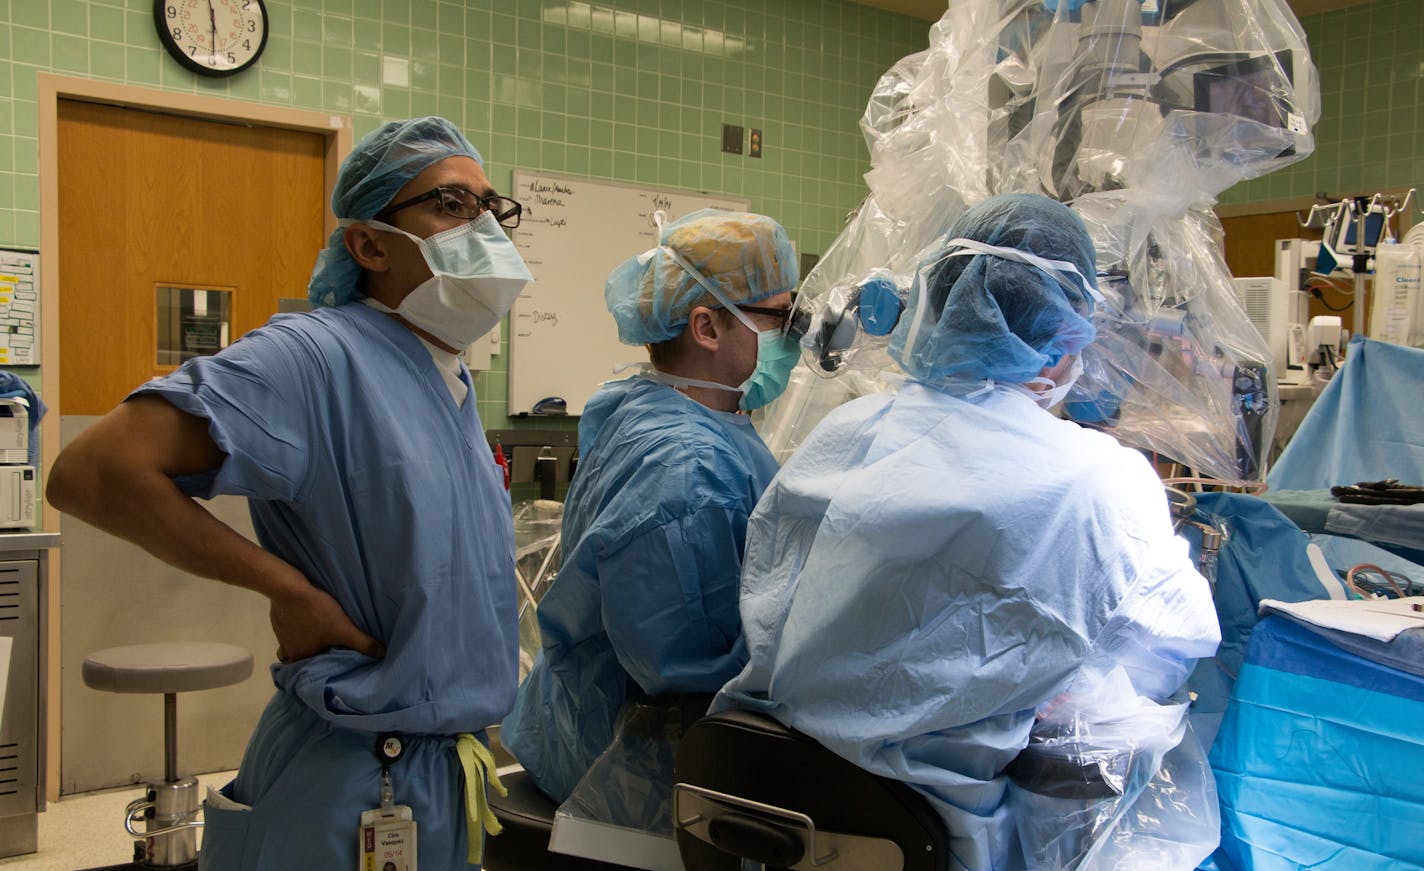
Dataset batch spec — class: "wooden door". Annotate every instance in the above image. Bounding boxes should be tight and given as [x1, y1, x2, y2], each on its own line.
[56, 99, 325, 414]
[1219, 210, 1310, 278]
[53, 100, 327, 792]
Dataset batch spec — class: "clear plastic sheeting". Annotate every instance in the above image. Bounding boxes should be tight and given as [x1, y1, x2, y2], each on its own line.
[513, 498, 563, 682]
[770, 0, 1318, 482]
[555, 700, 699, 835]
[551, 698, 710, 867]
[1006, 670, 1219, 870]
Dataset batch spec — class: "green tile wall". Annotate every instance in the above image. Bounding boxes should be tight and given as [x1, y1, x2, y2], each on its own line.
[0, 0, 927, 435]
[17, 1, 1414, 432]
[1221, 0, 1424, 211]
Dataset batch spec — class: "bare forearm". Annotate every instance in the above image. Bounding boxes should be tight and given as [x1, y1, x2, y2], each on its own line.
[47, 398, 300, 601]
[64, 463, 304, 601]
[49, 396, 383, 662]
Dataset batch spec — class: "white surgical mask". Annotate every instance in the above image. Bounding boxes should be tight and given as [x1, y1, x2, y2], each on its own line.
[1021, 355, 1084, 409]
[365, 212, 533, 349]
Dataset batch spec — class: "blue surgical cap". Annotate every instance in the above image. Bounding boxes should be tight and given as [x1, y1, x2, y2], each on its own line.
[605, 209, 799, 345]
[889, 193, 1098, 388]
[307, 117, 484, 308]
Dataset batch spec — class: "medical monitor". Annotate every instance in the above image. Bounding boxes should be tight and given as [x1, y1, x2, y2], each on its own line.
[1192, 50, 1299, 155]
[1341, 209, 1387, 248]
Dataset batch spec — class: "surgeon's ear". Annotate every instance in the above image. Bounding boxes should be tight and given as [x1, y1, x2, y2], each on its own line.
[685, 306, 722, 352]
[344, 223, 390, 272]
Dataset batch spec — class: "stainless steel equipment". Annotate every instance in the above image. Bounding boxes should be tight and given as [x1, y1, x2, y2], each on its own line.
[0, 534, 59, 859]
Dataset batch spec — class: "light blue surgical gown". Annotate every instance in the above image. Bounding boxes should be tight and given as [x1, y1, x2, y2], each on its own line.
[133, 302, 517, 870]
[502, 376, 779, 816]
[714, 382, 1221, 871]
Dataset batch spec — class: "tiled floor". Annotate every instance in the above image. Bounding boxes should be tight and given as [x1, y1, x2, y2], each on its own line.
[0, 772, 234, 871]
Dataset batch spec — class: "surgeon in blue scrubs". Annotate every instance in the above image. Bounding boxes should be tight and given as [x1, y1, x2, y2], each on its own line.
[47, 117, 532, 869]
[502, 209, 799, 831]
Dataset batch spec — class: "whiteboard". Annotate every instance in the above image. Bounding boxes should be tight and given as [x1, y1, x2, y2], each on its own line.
[508, 171, 749, 416]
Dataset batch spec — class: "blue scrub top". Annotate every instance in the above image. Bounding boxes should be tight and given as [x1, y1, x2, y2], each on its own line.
[503, 376, 779, 803]
[134, 303, 518, 736]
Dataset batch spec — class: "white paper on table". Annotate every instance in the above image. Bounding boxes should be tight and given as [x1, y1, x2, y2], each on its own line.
[1259, 595, 1424, 642]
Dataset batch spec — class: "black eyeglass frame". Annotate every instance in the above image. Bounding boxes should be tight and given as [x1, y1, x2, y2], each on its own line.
[736, 304, 796, 333]
[375, 185, 524, 229]
[736, 290, 800, 335]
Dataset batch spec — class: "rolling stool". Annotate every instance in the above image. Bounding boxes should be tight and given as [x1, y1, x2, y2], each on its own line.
[81, 642, 253, 870]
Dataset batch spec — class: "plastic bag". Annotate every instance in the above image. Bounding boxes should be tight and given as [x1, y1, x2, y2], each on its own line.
[556, 700, 690, 834]
[765, 0, 1319, 483]
[1007, 668, 1219, 869]
[1368, 235, 1424, 347]
[512, 498, 563, 682]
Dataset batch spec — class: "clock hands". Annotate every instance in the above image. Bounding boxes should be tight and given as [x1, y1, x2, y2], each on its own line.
[157, 0, 263, 75]
[207, 0, 217, 62]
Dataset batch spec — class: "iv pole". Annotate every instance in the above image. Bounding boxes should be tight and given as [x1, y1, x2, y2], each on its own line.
[1348, 197, 1371, 338]
[1300, 188, 1414, 339]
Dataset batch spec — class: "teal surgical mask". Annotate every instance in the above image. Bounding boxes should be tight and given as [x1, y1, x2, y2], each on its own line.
[724, 305, 800, 411]
[660, 245, 797, 411]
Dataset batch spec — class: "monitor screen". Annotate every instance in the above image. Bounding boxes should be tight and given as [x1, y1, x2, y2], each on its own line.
[1192, 50, 1294, 130]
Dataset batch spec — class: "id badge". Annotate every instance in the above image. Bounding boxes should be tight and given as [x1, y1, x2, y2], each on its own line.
[359, 805, 417, 871]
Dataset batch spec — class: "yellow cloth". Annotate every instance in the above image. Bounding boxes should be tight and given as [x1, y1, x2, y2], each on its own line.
[455, 733, 507, 865]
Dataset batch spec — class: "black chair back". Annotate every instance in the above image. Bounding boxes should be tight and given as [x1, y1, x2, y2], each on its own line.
[673, 709, 952, 871]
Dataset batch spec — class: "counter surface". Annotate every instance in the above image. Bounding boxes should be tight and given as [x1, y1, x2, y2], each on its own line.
[0, 533, 60, 552]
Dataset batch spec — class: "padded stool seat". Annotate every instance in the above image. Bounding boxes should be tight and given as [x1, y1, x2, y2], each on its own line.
[79, 641, 254, 870]
[83, 643, 253, 694]
[484, 768, 639, 871]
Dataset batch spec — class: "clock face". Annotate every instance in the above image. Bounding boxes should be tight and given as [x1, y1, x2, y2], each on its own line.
[153, 0, 269, 78]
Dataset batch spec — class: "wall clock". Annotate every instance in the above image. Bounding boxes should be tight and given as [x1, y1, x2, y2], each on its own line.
[153, 0, 269, 78]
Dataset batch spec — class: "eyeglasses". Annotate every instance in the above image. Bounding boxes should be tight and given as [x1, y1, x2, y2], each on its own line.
[737, 303, 796, 334]
[737, 291, 799, 335]
[375, 185, 523, 229]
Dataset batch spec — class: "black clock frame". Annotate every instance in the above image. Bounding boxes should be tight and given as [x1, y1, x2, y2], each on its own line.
[152, 0, 270, 79]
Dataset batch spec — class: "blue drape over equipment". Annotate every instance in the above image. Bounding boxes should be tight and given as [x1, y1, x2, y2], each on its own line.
[1205, 615, 1424, 871]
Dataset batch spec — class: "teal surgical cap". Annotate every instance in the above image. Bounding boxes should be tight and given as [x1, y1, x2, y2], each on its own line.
[604, 208, 799, 345]
[890, 193, 1099, 388]
[307, 117, 484, 308]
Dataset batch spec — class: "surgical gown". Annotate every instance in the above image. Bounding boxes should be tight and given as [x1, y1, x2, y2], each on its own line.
[714, 382, 1221, 871]
[502, 376, 778, 823]
[133, 302, 518, 870]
